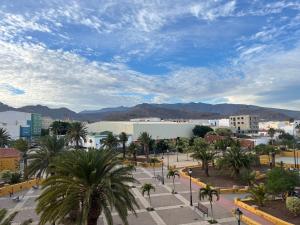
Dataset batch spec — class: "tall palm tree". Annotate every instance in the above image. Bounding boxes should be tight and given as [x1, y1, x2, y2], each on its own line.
[119, 132, 128, 159]
[199, 185, 219, 222]
[191, 138, 216, 177]
[67, 122, 87, 149]
[127, 142, 139, 164]
[0, 128, 10, 147]
[141, 183, 155, 210]
[220, 145, 251, 177]
[101, 133, 118, 150]
[13, 139, 29, 179]
[167, 168, 180, 193]
[138, 132, 152, 162]
[0, 208, 32, 225]
[268, 128, 276, 145]
[27, 135, 65, 178]
[36, 149, 138, 225]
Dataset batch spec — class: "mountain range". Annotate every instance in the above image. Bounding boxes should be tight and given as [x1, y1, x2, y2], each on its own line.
[1, 101, 300, 122]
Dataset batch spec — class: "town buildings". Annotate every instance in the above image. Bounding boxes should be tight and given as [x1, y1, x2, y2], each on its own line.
[229, 115, 259, 134]
[0, 111, 42, 140]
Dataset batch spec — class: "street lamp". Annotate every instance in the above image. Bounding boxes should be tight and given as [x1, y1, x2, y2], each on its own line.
[161, 156, 164, 185]
[234, 208, 243, 225]
[167, 149, 170, 169]
[188, 168, 193, 206]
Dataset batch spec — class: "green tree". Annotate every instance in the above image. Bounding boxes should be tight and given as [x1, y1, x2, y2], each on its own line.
[141, 183, 155, 210]
[27, 135, 65, 178]
[167, 168, 180, 193]
[266, 168, 300, 199]
[215, 128, 232, 137]
[66, 122, 87, 149]
[190, 138, 216, 177]
[255, 144, 280, 168]
[50, 121, 70, 135]
[0, 128, 10, 147]
[36, 149, 138, 225]
[127, 142, 139, 164]
[286, 197, 300, 216]
[13, 139, 29, 179]
[199, 185, 219, 221]
[119, 132, 128, 159]
[155, 140, 169, 154]
[192, 126, 213, 138]
[0, 208, 32, 225]
[248, 183, 268, 206]
[268, 128, 276, 145]
[101, 133, 118, 150]
[214, 138, 234, 154]
[240, 169, 256, 186]
[219, 145, 251, 177]
[138, 132, 152, 162]
[0, 170, 21, 184]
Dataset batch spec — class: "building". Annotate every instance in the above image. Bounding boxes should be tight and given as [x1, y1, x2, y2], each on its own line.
[0, 148, 21, 172]
[0, 111, 42, 140]
[88, 121, 209, 141]
[41, 117, 54, 129]
[230, 115, 259, 134]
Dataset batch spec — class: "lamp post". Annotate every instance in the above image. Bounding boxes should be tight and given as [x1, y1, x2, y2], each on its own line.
[234, 208, 243, 225]
[167, 149, 170, 169]
[161, 156, 164, 185]
[188, 168, 193, 206]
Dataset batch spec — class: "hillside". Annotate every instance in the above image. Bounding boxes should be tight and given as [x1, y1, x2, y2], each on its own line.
[1, 101, 300, 122]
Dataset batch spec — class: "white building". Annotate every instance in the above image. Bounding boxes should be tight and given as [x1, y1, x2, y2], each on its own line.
[88, 121, 209, 141]
[82, 133, 133, 149]
[41, 117, 54, 129]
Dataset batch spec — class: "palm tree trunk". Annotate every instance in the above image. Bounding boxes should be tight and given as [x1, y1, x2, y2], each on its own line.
[205, 162, 209, 177]
[271, 153, 276, 168]
[87, 195, 101, 225]
[148, 194, 151, 208]
[146, 146, 149, 162]
[210, 202, 214, 221]
[123, 142, 126, 159]
[76, 139, 79, 149]
[133, 152, 137, 165]
[173, 177, 175, 193]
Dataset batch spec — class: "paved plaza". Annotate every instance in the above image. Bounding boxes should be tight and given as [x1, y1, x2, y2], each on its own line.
[0, 165, 244, 225]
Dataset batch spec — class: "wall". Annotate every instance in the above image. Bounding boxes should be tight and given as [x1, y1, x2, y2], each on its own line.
[0, 157, 20, 171]
[0, 179, 40, 196]
[87, 121, 134, 136]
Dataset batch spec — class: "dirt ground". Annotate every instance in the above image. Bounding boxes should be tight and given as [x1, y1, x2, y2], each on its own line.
[248, 200, 300, 224]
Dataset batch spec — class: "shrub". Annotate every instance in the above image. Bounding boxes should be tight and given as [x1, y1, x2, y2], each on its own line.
[0, 170, 21, 184]
[286, 197, 300, 216]
[240, 169, 256, 186]
[266, 168, 300, 198]
[249, 183, 268, 206]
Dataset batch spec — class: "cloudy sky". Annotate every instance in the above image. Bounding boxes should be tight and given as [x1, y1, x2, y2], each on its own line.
[0, 0, 300, 112]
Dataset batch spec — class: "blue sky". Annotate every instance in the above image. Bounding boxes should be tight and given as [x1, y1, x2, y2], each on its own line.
[0, 0, 300, 111]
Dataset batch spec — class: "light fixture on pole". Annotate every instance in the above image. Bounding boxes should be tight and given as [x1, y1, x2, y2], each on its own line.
[234, 208, 243, 225]
[188, 168, 193, 206]
[161, 156, 164, 185]
[167, 149, 170, 169]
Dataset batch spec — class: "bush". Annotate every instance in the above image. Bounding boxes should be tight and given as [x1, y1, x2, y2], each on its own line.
[266, 168, 300, 198]
[249, 183, 268, 206]
[240, 169, 256, 186]
[0, 170, 22, 184]
[286, 197, 300, 216]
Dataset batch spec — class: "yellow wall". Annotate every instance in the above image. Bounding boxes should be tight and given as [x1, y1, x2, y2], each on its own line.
[0, 179, 40, 197]
[0, 157, 20, 172]
[280, 150, 300, 157]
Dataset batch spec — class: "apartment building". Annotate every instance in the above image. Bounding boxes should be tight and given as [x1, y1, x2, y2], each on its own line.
[230, 115, 259, 134]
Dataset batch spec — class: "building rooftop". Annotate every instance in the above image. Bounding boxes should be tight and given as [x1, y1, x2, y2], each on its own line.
[0, 148, 21, 158]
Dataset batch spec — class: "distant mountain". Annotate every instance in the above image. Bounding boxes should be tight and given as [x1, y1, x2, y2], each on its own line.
[1, 101, 300, 122]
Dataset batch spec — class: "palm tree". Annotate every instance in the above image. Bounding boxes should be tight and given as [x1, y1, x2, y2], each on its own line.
[36, 149, 138, 225]
[248, 183, 268, 206]
[220, 145, 251, 177]
[27, 135, 65, 178]
[0, 128, 10, 147]
[119, 132, 128, 159]
[167, 168, 180, 193]
[67, 122, 87, 149]
[0, 208, 32, 225]
[141, 183, 155, 210]
[127, 142, 139, 164]
[199, 185, 219, 222]
[190, 138, 216, 177]
[101, 133, 118, 150]
[138, 132, 152, 162]
[268, 128, 276, 145]
[13, 139, 29, 179]
[255, 144, 280, 168]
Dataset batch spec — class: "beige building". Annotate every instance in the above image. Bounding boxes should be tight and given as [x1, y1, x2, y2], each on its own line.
[230, 115, 259, 134]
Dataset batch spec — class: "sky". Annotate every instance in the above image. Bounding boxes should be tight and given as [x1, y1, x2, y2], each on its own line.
[0, 0, 300, 112]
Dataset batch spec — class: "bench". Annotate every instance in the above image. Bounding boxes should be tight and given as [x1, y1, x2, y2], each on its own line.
[12, 196, 20, 202]
[156, 175, 163, 182]
[195, 202, 208, 217]
[32, 185, 39, 190]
